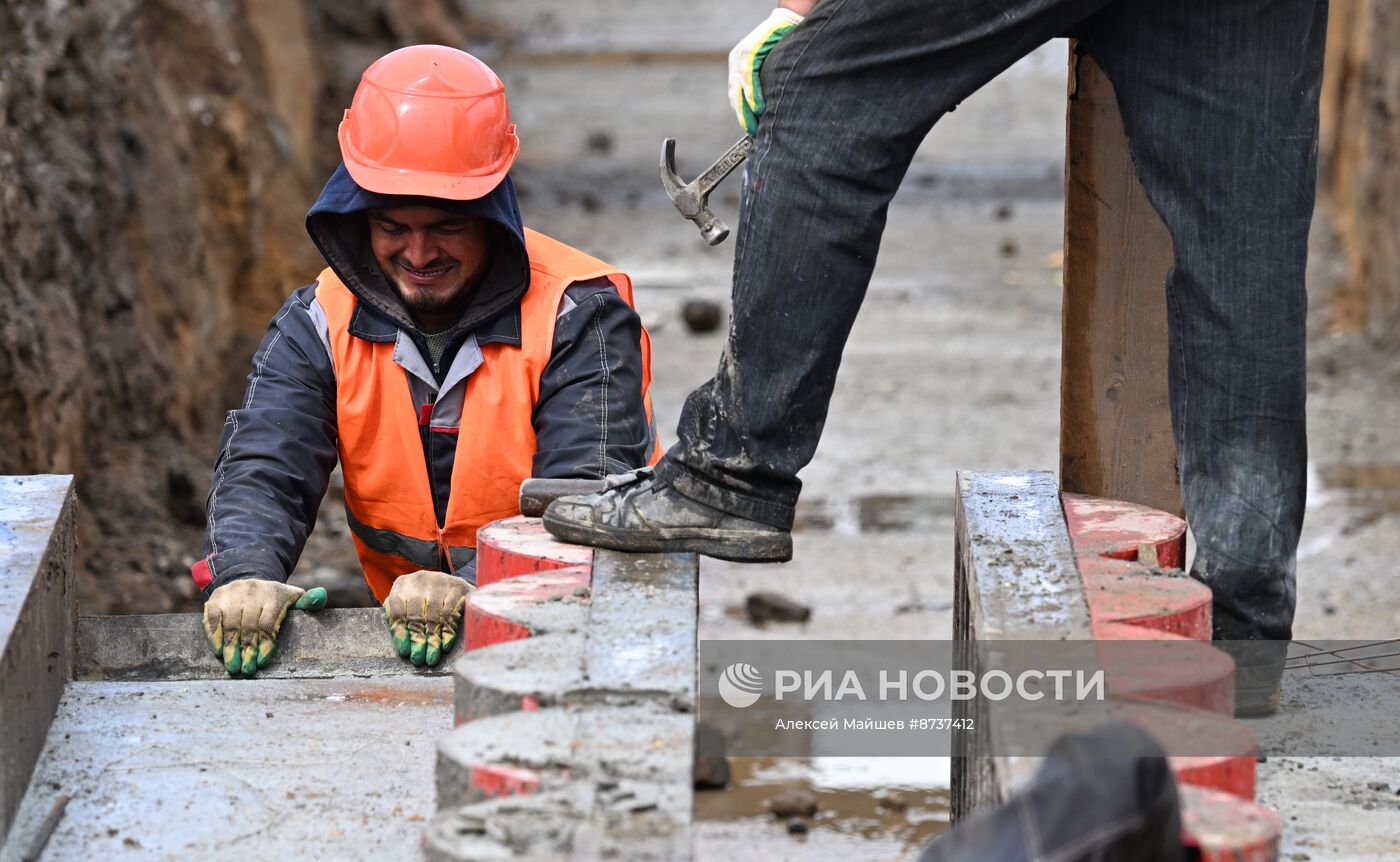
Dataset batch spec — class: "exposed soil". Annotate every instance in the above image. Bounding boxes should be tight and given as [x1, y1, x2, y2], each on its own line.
[0, 0, 488, 614]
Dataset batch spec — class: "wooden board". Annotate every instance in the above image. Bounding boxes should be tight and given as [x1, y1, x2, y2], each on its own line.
[1060, 47, 1183, 516]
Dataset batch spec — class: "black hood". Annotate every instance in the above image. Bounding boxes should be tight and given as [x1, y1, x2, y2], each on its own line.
[305, 162, 529, 336]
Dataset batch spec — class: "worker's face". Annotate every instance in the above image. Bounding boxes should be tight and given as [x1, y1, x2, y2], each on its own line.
[368, 206, 490, 326]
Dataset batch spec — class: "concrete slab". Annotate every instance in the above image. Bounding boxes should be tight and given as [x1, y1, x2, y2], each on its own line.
[584, 551, 697, 708]
[76, 608, 451, 681]
[436, 704, 692, 811]
[0, 474, 76, 844]
[0, 676, 452, 861]
[425, 786, 691, 862]
[454, 632, 588, 722]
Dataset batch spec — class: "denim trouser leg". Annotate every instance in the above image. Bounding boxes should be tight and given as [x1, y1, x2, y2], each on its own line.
[1077, 0, 1326, 640]
[656, 0, 1111, 529]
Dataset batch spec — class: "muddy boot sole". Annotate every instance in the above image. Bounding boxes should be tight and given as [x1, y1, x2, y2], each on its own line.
[1233, 682, 1281, 718]
[541, 512, 793, 563]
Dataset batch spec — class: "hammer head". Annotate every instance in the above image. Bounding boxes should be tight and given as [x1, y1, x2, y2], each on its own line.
[660, 137, 735, 246]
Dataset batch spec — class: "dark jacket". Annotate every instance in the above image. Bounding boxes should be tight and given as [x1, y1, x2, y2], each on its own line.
[197, 166, 654, 596]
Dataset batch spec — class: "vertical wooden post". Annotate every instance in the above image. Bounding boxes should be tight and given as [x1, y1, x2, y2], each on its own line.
[1060, 46, 1183, 517]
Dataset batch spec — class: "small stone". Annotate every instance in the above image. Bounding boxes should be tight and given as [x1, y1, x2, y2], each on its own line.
[584, 131, 614, 155]
[1367, 781, 1390, 792]
[694, 723, 730, 789]
[994, 203, 1014, 221]
[999, 239, 1019, 258]
[572, 586, 590, 598]
[693, 755, 731, 790]
[786, 819, 809, 835]
[681, 299, 724, 334]
[745, 592, 812, 625]
[769, 787, 819, 819]
[877, 791, 909, 812]
[1290, 854, 1311, 861]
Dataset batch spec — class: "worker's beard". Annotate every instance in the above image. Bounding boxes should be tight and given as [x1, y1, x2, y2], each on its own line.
[395, 276, 471, 319]
[389, 255, 487, 329]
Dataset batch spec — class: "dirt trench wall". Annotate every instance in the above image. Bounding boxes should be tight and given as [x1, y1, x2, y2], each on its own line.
[0, 0, 481, 614]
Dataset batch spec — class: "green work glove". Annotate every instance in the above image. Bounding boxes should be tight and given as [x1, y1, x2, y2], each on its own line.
[728, 7, 804, 135]
[203, 580, 327, 677]
[382, 570, 472, 667]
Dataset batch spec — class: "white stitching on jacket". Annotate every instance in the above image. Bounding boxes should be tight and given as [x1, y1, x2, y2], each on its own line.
[590, 294, 610, 477]
[207, 302, 298, 557]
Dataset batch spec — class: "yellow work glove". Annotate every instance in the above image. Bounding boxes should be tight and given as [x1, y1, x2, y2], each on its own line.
[203, 580, 327, 677]
[727, 7, 804, 135]
[382, 570, 472, 667]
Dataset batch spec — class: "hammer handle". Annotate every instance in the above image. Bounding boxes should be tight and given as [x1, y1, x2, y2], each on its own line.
[694, 136, 754, 193]
[519, 478, 608, 517]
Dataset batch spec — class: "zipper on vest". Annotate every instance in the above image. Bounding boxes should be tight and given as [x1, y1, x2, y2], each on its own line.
[436, 528, 451, 573]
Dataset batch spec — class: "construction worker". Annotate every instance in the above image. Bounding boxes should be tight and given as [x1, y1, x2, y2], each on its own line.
[194, 46, 659, 677]
[543, 0, 1325, 714]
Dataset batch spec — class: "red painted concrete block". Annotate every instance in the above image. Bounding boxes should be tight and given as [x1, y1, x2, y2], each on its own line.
[463, 565, 590, 652]
[1062, 492, 1186, 568]
[467, 763, 543, 798]
[1171, 755, 1257, 802]
[1057, 492, 1280, 847]
[1119, 701, 1258, 799]
[1095, 624, 1235, 715]
[475, 517, 594, 587]
[1081, 556, 1213, 639]
[1180, 785, 1282, 862]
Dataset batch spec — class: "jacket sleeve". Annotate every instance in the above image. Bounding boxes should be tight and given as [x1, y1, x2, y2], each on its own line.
[194, 285, 339, 596]
[531, 279, 655, 478]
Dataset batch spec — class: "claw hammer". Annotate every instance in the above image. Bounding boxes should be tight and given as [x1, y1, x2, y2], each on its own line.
[660, 136, 754, 245]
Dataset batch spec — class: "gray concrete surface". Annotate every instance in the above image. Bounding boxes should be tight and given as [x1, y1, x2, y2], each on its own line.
[0, 475, 75, 846]
[0, 675, 452, 861]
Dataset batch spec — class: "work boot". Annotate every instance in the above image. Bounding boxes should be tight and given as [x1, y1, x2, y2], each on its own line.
[542, 468, 793, 562]
[1220, 640, 1288, 718]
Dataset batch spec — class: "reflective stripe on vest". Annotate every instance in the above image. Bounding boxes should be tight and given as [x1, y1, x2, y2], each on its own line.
[316, 227, 661, 602]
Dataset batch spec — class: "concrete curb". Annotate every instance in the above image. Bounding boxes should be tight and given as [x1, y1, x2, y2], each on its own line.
[75, 607, 452, 680]
[430, 518, 697, 861]
[1064, 486, 1279, 860]
[954, 471, 1282, 861]
[0, 475, 76, 845]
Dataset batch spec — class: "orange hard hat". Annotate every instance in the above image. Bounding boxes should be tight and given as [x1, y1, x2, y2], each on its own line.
[338, 45, 519, 200]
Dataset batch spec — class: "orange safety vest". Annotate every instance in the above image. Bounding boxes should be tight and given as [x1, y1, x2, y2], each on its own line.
[315, 228, 661, 601]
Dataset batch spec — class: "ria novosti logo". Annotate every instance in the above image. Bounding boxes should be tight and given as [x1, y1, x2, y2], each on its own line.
[718, 662, 764, 708]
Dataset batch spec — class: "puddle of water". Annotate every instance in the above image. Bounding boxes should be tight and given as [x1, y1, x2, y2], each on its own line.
[321, 687, 452, 707]
[695, 756, 950, 858]
[794, 495, 954, 536]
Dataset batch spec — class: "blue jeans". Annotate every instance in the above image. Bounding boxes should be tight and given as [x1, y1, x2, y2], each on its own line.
[653, 0, 1327, 641]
